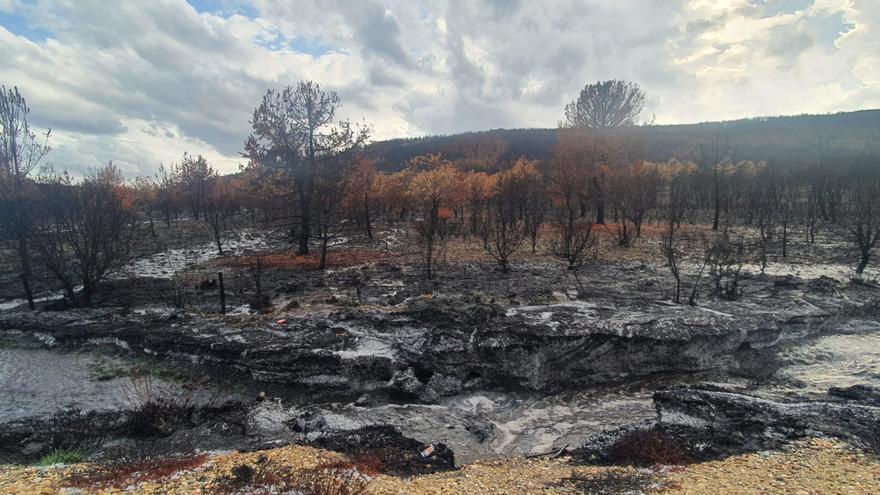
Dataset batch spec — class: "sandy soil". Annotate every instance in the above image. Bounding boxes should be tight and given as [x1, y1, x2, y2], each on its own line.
[0, 438, 876, 494]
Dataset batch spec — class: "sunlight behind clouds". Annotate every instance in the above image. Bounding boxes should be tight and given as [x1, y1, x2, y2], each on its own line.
[0, 0, 877, 177]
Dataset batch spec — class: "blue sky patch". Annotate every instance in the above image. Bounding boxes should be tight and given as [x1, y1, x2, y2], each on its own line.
[0, 6, 52, 41]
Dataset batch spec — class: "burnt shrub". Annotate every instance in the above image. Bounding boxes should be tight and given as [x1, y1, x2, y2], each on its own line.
[118, 371, 220, 437]
[606, 430, 692, 466]
[46, 406, 107, 457]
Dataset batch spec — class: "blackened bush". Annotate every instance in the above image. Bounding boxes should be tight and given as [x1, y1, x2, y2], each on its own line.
[119, 371, 220, 437]
[606, 430, 692, 466]
[45, 406, 106, 458]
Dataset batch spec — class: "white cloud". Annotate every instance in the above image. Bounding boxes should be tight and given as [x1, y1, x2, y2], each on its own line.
[0, 0, 878, 177]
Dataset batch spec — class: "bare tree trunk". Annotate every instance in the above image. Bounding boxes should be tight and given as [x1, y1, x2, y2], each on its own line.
[712, 166, 721, 231]
[364, 194, 373, 240]
[20, 273, 34, 310]
[857, 249, 871, 275]
[319, 235, 329, 270]
[298, 208, 310, 255]
[16, 234, 35, 310]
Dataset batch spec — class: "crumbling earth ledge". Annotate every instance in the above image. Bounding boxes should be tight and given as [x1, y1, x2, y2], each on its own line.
[1, 274, 878, 403]
[574, 385, 880, 464]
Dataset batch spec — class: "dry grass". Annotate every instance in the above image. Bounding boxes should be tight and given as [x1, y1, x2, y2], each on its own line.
[214, 222, 716, 273]
[66, 454, 208, 490]
[208, 454, 371, 495]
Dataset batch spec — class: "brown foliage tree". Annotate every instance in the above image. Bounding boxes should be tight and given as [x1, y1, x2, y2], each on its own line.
[407, 155, 461, 279]
[344, 157, 379, 239]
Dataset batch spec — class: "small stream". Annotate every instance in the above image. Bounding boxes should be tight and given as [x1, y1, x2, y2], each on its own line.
[1, 331, 878, 463]
[0, 349, 150, 422]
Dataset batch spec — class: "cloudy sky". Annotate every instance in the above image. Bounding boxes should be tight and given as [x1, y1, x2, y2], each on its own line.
[1, 0, 878, 176]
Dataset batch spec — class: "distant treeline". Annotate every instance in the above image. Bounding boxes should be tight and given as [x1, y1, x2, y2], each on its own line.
[366, 110, 880, 170]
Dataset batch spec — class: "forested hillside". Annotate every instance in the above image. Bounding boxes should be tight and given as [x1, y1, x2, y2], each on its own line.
[367, 109, 880, 170]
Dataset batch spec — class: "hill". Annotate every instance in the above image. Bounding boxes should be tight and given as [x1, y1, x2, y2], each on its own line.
[366, 109, 880, 170]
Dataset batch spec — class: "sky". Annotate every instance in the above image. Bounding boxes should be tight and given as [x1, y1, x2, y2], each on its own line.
[0, 0, 878, 177]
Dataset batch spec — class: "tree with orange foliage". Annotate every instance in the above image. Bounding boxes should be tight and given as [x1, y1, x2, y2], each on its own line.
[407, 155, 461, 279]
[33, 162, 141, 306]
[345, 157, 379, 239]
[464, 172, 496, 235]
[549, 133, 590, 231]
[499, 157, 546, 252]
[552, 128, 635, 225]
[481, 166, 530, 272]
[610, 160, 660, 246]
[377, 169, 413, 222]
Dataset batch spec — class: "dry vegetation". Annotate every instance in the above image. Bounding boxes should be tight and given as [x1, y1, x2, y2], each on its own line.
[1, 439, 876, 494]
[2, 80, 879, 311]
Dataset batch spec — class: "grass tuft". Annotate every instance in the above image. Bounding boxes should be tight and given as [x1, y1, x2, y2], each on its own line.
[36, 448, 85, 466]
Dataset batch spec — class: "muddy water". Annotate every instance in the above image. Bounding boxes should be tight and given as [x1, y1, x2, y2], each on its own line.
[0, 348, 205, 423]
[771, 333, 880, 396]
[0, 349, 137, 422]
[2, 331, 878, 463]
[310, 331, 880, 463]
[305, 386, 661, 464]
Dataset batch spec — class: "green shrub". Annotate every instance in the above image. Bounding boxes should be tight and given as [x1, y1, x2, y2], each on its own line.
[37, 448, 85, 466]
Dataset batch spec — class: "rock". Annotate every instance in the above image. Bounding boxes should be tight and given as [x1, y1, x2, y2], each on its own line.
[419, 374, 463, 403]
[836, 319, 880, 334]
[654, 387, 880, 454]
[464, 420, 495, 443]
[828, 384, 880, 406]
[159, 309, 182, 321]
[773, 275, 801, 288]
[807, 276, 838, 293]
[575, 386, 880, 464]
[388, 367, 424, 396]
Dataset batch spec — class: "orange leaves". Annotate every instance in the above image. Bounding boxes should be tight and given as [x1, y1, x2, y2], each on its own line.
[406, 156, 462, 209]
[655, 158, 697, 179]
[340, 155, 383, 238]
[437, 207, 454, 220]
[465, 171, 497, 203]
